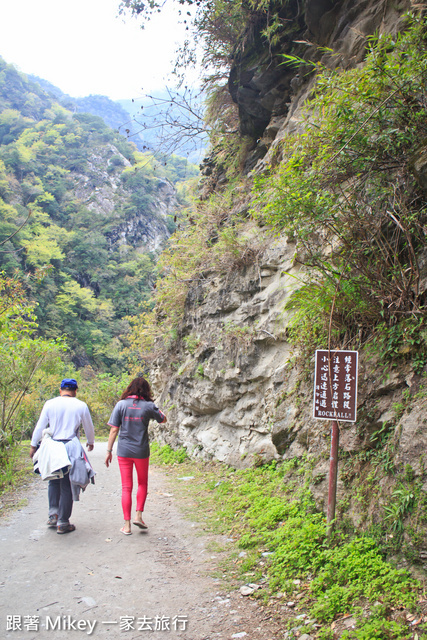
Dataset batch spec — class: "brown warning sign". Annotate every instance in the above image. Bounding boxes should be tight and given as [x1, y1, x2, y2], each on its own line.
[313, 350, 358, 422]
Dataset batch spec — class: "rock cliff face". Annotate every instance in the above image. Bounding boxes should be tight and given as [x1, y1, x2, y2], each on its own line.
[151, 233, 295, 466]
[229, 0, 411, 149]
[149, 0, 426, 551]
[70, 144, 174, 253]
[105, 177, 175, 253]
[151, 225, 425, 480]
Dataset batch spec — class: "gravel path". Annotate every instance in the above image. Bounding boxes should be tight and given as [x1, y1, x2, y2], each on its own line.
[0, 442, 283, 640]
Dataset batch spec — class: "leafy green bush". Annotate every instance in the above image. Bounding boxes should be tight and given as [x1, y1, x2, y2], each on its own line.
[150, 442, 188, 464]
[340, 604, 411, 640]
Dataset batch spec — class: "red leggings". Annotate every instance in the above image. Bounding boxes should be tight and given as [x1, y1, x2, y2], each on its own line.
[117, 456, 149, 521]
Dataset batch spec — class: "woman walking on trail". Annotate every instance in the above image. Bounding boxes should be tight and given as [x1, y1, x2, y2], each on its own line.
[105, 377, 167, 535]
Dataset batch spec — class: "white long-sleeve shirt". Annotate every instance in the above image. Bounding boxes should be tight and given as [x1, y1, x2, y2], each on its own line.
[31, 395, 95, 447]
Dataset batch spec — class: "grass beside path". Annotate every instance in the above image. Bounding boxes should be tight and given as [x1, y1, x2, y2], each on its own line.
[0, 439, 35, 517]
[151, 443, 427, 640]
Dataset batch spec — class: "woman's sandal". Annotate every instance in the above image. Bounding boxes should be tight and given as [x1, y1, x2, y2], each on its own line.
[57, 523, 76, 534]
[133, 520, 148, 530]
[120, 527, 132, 536]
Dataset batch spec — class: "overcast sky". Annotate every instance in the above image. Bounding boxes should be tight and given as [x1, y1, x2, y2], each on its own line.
[0, 0, 193, 100]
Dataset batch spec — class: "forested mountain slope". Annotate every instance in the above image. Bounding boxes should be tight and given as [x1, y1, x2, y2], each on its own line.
[28, 75, 134, 133]
[0, 58, 186, 370]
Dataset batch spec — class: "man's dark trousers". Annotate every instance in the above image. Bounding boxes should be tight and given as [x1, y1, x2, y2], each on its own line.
[48, 473, 73, 525]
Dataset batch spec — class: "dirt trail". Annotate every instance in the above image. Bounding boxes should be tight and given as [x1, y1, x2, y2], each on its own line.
[0, 442, 283, 640]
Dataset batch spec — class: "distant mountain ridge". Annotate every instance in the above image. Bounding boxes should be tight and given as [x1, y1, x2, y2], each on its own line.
[28, 75, 150, 149]
[28, 75, 205, 162]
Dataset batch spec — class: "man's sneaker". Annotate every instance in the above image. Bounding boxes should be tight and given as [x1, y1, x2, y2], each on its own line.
[47, 514, 58, 526]
[57, 523, 76, 534]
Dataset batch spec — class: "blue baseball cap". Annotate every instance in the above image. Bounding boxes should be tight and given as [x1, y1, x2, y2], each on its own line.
[60, 378, 79, 390]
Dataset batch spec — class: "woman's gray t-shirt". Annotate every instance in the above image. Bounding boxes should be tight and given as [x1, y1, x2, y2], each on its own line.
[108, 397, 165, 458]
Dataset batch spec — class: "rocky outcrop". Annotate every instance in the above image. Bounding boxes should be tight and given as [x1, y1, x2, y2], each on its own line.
[151, 232, 294, 466]
[227, 0, 411, 164]
[106, 178, 175, 253]
[151, 225, 423, 477]
[70, 144, 174, 252]
[71, 144, 132, 217]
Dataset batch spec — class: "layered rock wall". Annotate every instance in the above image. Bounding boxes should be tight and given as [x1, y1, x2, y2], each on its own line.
[151, 234, 296, 466]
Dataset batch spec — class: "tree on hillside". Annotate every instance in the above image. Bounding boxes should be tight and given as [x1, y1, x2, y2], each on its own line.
[118, 0, 273, 164]
[0, 274, 65, 458]
[123, 87, 208, 161]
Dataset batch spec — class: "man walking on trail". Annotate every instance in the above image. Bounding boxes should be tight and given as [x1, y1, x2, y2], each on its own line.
[30, 378, 95, 534]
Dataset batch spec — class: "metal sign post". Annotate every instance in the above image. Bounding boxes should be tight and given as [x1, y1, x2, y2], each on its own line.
[327, 420, 340, 529]
[313, 350, 358, 537]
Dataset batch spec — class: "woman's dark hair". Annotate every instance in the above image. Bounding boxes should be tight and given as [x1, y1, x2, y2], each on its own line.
[121, 377, 154, 401]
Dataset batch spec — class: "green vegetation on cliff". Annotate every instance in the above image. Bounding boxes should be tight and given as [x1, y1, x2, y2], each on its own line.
[254, 17, 427, 368]
[129, 15, 427, 383]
